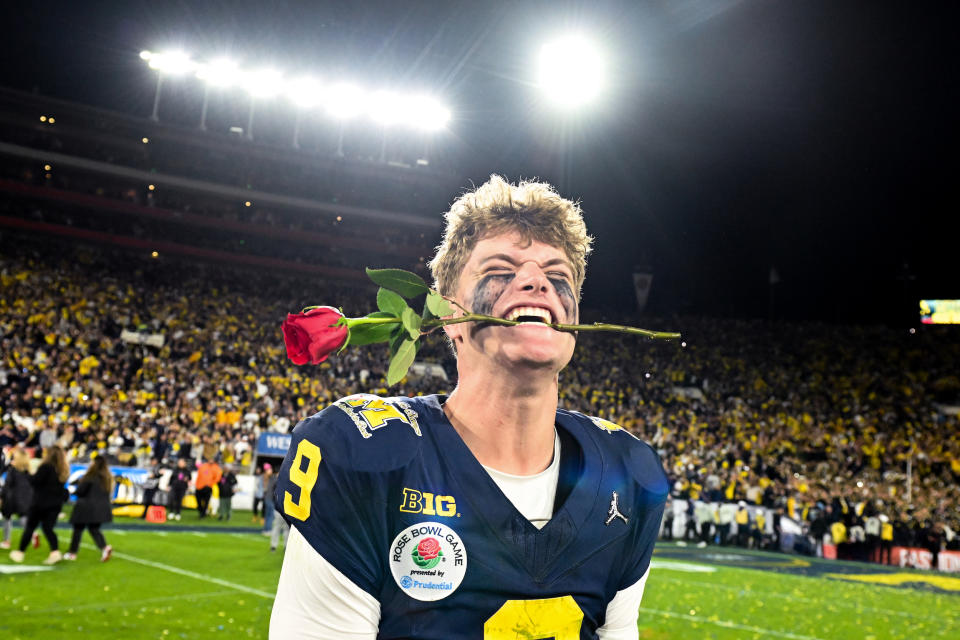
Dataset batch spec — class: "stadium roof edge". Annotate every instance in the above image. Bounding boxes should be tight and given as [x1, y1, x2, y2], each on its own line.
[0, 84, 461, 189]
[0, 140, 441, 229]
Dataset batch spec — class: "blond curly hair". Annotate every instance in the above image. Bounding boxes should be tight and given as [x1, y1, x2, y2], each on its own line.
[429, 175, 593, 300]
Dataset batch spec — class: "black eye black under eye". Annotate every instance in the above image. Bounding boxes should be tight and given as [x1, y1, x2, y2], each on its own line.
[549, 277, 575, 299]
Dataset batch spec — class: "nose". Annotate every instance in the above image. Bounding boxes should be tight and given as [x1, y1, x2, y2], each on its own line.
[515, 261, 550, 294]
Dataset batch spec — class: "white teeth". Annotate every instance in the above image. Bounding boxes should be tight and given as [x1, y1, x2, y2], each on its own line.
[506, 306, 552, 323]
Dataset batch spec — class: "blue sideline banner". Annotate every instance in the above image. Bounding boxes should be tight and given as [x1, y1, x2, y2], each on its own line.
[256, 432, 292, 457]
[67, 464, 149, 501]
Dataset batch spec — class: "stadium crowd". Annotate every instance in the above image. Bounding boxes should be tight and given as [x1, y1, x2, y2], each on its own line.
[1, 232, 959, 563]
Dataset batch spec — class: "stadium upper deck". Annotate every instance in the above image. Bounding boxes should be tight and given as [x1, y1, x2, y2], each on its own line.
[0, 85, 461, 279]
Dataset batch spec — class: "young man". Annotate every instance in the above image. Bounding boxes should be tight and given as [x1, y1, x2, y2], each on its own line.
[270, 176, 669, 639]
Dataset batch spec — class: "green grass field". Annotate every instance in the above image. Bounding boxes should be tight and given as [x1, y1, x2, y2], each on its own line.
[2, 519, 957, 639]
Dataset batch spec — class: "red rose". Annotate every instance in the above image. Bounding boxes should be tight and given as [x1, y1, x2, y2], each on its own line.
[416, 537, 441, 561]
[282, 307, 349, 365]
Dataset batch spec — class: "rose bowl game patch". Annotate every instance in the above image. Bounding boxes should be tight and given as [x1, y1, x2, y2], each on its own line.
[389, 521, 467, 601]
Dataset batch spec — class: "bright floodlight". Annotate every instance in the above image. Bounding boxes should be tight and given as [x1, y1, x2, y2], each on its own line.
[243, 69, 284, 98]
[369, 93, 450, 129]
[139, 50, 153, 61]
[537, 35, 605, 108]
[196, 58, 241, 88]
[287, 77, 323, 108]
[368, 91, 407, 125]
[148, 50, 195, 75]
[324, 83, 366, 119]
[407, 96, 451, 130]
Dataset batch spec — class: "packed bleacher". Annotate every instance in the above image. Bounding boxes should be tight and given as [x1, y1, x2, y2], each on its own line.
[2, 229, 958, 563]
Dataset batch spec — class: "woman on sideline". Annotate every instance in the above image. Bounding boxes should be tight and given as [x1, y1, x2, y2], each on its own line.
[1, 448, 34, 549]
[9, 446, 70, 564]
[64, 455, 113, 562]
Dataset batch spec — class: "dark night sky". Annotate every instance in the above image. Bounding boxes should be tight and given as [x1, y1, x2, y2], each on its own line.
[2, 1, 957, 324]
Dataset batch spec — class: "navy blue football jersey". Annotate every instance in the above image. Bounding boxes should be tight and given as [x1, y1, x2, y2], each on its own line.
[274, 394, 669, 640]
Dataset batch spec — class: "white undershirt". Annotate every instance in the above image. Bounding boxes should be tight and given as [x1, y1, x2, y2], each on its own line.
[269, 433, 651, 640]
[481, 431, 561, 529]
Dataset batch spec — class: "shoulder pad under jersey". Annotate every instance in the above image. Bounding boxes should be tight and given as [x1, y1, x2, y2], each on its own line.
[561, 409, 671, 499]
[290, 393, 426, 473]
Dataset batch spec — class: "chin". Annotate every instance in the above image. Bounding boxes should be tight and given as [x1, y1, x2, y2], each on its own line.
[499, 341, 574, 372]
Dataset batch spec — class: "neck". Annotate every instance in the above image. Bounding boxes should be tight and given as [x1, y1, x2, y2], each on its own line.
[444, 365, 559, 476]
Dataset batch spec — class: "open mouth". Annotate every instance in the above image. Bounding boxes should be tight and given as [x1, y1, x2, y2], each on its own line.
[505, 306, 553, 325]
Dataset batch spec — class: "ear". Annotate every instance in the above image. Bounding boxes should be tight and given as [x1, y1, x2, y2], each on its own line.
[443, 323, 464, 344]
[442, 305, 466, 343]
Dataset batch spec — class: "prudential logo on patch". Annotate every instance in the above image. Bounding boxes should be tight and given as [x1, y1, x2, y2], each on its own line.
[389, 521, 467, 602]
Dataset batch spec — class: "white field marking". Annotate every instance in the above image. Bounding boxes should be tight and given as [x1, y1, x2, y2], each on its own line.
[0, 565, 55, 574]
[24, 589, 235, 614]
[650, 559, 717, 573]
[110, 530, 127, 535]
[653, 574, 951, 623]
[640, 607, 824, 640]
[154, 531, 168, 536]
[192, 532, 208, 537]
[81, 543, 274, 599]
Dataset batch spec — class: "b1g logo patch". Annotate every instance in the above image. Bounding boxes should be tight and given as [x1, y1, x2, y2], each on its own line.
[389, 521, 467, 601]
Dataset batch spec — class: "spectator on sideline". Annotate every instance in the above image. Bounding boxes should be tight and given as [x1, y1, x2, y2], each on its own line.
[252, 467, 266, 525]
[879, 515, 894, 563]
[64, 455, 113, 562]
[717, 502, 737, 546]
[140, 457, 162, 519]
[1, 449, 34, 549]
[735, 502, 751, 547]
[167, 457, 192, 521]
[9, 446, 70, 565]
[217, 465, 238, 521]
[194, 459, 222, 519]
[261, 464, 276, 533]
[269, 505, 289, 553]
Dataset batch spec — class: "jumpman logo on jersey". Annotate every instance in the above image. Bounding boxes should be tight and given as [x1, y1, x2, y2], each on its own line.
[605, 491, 628, 525]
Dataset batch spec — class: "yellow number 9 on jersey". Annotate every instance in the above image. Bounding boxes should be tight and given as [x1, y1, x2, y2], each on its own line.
[484, 596, 583, 639]
[283, 439, 321, 521]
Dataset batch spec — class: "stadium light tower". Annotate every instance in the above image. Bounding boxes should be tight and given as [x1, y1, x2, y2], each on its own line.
[143, 50, 195, 121]
[369, 91, 405, 162]
[324, 83, 365, 157]
[536, 35, 605, 109]
[405, 96, 451, 165]
[286, 77, 323, 149]
[195, 58, 241, 130]
[241, 69, 284, 141]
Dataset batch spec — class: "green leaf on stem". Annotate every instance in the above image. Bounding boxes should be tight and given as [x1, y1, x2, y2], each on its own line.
[421, 303, 436, 323]
[376, 288, 408, 316]
[426, 291, 455, 317]
[349, 322, 397, 346]
[388, 326, 407, 357]
[401, 307, 422, 339]
[366, 268, 430, 299]
[387, 337, 417, 385]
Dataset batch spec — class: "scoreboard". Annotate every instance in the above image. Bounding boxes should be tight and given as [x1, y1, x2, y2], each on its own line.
[920, 299, 960, 324]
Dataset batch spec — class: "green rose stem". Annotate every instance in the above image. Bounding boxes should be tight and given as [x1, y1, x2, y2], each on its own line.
[299, 271, 680, 384]
[344, 313, 681, 340]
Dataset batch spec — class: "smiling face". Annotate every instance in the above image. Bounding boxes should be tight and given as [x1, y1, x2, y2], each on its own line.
[444, 231, 579, 374]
